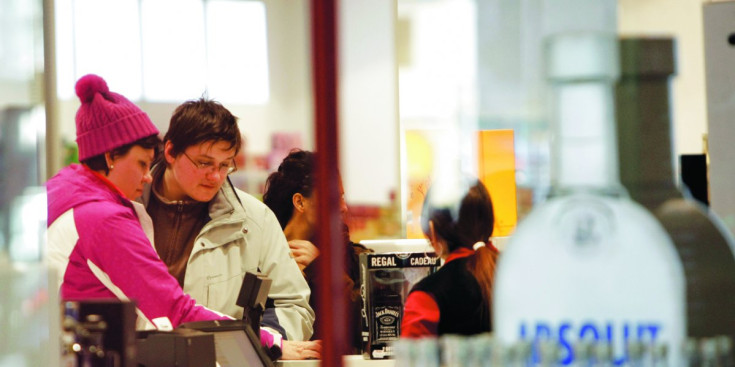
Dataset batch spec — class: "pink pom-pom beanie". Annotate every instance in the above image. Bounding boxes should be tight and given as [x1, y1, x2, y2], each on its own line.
[74, 74, 159, 161]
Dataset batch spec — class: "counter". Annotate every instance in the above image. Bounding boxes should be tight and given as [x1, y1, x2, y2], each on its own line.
[277, 355, 395, 367]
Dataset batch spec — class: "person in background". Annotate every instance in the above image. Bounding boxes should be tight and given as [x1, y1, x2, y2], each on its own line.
[140, 98, 318, 358]
[262, 149, 370, 352]
[44, 75, 283, 351]
[400, 177, 499, 337]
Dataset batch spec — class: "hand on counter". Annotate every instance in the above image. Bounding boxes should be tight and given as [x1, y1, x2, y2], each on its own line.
[282, 339, 322, 360]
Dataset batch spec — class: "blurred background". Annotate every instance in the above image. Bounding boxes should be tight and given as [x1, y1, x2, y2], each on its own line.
[3, 0, 735, 365]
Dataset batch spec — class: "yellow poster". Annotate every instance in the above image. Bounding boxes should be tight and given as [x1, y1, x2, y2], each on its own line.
[405, 130, 434, 239]
[405, 129, 517, 239]
[477, 129, 518, 237]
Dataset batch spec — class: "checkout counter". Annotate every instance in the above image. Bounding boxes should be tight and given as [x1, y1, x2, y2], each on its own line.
[276, 240, 433, 367]
[279, 240, 435, 367]
[55, 263, 415, 367]
[0, 242, 432, 366]
[277, 355, 395, 367]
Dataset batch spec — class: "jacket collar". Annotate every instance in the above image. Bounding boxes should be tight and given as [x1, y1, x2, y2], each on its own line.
[141, 163, 246, 221]
[445, 247, 475, 264]
[208, 177, 242, 220]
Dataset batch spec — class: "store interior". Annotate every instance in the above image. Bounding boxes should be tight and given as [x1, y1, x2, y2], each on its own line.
[1, 0, 735, 366]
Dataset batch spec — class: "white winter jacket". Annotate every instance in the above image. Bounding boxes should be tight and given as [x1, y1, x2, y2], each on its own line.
[141, 174, 315, 341]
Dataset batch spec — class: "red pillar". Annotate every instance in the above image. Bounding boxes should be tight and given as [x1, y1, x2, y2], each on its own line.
[310, 0, 348, 366]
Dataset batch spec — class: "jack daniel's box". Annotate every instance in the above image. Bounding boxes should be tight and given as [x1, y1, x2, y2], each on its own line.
[359, 252, 439, 359]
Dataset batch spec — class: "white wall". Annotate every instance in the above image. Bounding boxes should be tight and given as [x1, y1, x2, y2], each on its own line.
[618, 0, 717, 156]
[702, 1, 735, 234]
[46, 0, 724, 194]
[339, 0, 399, 206]
[54, 0, 313, 159]
[53, 0, 402, 206]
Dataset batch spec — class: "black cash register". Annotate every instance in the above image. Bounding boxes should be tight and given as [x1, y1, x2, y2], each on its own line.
[136, 272, 276, 367]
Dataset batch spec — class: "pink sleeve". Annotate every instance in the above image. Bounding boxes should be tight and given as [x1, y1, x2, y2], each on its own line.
[78, 206, 230, 328]
[259, 328, 283, 349]
[400, 291, 439, 338]
[74, 204, 283, 350]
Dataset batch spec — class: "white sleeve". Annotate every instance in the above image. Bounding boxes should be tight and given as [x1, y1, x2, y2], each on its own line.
[258, 203, 315, 341]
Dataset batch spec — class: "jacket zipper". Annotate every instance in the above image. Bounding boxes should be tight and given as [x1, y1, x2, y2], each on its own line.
[171, 201, 184, 254]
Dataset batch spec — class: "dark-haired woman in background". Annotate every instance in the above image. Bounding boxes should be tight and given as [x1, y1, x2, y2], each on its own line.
[262, 149, 370, 351]
[263, 150, 327, 274]
[400, 177, 499, 337]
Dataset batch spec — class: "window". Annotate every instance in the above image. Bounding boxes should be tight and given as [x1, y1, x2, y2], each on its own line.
[55, 0, 270, 104]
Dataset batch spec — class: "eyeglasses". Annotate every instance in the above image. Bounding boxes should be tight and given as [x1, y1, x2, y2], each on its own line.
[182, 151, 237, 175]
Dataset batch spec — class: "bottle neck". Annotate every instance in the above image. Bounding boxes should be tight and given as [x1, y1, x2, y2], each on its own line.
[545, 33, 626, 198]
[549, 79, 626, 196]
[616, 38, 679, 198]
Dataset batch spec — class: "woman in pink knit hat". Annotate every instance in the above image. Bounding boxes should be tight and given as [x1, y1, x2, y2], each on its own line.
[43, 75, 287, 351]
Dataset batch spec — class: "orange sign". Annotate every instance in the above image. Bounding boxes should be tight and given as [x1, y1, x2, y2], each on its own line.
[477, 129, 518, 237]
[404, 129, 518, 239]
[405, 130, 434, 239]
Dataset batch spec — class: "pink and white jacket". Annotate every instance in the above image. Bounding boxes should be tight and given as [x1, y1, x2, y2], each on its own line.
[45, 164, 280, 348]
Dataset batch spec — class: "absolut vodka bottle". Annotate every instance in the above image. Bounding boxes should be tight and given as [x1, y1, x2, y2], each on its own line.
[493, 33, 686, 366]
[615, 37, 735, 340]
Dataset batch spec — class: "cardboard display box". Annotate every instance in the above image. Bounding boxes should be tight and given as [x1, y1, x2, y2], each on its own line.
[359, 251, 440, 359]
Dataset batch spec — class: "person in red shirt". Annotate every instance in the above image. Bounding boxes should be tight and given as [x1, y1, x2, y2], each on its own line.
[400, 177, 499, 337]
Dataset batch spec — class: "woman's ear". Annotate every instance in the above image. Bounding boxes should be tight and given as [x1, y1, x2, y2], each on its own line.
[292, 193, 305, 213]
[163, 141, 176, 164]
[104, 152, 114, 173]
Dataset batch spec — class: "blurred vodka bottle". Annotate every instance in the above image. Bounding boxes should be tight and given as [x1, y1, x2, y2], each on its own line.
[440, 335, 471, 367]
[414, 338, 440, 367]
[615, 37, 735, 340]
[492, 32, 686, 366]
[392, 338, 440, 367]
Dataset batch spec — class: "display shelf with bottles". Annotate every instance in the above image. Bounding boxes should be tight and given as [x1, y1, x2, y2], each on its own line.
[492, 32, 686, 366]
[616, 37, 735, 339]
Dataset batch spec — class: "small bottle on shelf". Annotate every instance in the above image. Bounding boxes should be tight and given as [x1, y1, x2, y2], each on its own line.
[467, 333, 496, 367]
[392, 338, 416, 367]
[440, 334, 471, 367]
[414, 337, 440, 367]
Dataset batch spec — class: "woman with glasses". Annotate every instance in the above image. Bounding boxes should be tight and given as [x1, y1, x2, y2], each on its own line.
[140, 98, 319, 359]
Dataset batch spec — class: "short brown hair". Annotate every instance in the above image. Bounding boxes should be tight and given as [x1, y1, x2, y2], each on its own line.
[164, 98, 242, 158]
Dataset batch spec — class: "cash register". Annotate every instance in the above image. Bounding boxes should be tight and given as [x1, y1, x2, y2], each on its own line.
[136, 272, 277, 367]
